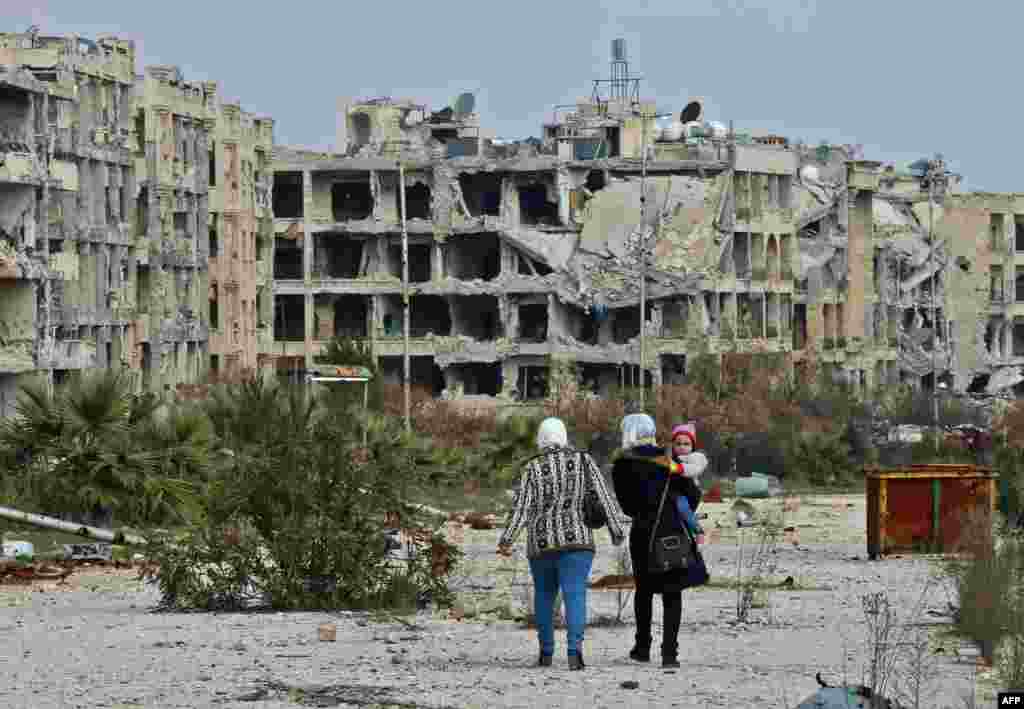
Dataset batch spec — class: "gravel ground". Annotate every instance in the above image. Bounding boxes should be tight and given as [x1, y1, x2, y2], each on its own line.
[0, 495, 991, 709]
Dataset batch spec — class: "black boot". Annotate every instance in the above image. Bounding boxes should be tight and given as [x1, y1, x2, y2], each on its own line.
[568, 652, 585, 671]
[537, 653, 553, 667]
[661, 642, 679, 669]
[630, 637, 651, 662]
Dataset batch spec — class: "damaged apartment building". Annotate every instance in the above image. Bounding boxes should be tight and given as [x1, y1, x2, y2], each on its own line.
[2, 32, 1022, 410]
[0, 30, 273, 416]
[267, 40, 1024, 401]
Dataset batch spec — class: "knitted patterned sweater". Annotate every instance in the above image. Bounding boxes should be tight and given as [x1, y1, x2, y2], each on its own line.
[499, 446, 626, 559]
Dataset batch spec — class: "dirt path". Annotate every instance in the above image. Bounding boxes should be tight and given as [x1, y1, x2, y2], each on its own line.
[0, 494, 992, 708]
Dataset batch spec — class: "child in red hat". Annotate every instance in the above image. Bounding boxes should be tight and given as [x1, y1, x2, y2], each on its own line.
[669, 423, 707, 544]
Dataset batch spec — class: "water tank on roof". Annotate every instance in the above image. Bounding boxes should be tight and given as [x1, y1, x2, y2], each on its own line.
[707, 121, 727, 139]
[612, 38, 627, 62]
[680, 100, 702, 124]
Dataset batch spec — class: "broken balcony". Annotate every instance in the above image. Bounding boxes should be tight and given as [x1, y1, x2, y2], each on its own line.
[445, 234, 500, 281]
[578, 363, 618, 396]
[331, 177, 374, 222]
[272, 171, 303, 218]
[314, 234, 364, 279]
[451, 295, 501, 341]
[612, 306, 641, 344]
[273, 294, 305, 341]
[458, 174, 501, 217]
[274, 238, 303, 279]
[517, 250, 553, 277]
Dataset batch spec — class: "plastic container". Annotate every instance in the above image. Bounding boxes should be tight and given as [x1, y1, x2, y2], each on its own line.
[2, 540, 34, 559]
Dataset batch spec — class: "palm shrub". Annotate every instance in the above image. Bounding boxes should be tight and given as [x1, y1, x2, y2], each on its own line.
[150, 376, 461, 611]
[0, 370, 195, 527]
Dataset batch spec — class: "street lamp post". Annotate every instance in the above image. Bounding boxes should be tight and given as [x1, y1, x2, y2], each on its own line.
[398, 162, 411, 432]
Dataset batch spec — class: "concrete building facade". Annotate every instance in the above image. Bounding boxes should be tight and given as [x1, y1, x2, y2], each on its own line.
[0, 30, 272, 412]
[1, 31, 1022, 411]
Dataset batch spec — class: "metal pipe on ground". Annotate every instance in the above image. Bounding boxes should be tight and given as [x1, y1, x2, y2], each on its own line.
[0, 505, 148, 546]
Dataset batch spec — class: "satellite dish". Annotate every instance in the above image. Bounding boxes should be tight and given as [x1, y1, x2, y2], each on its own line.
[453, 92, 476, 115]
[680, 100, 702, 124]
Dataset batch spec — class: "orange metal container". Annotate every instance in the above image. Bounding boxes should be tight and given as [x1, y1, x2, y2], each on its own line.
[865, 464, 998, 559]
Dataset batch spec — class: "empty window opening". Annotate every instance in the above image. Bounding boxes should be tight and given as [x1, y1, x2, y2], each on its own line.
[458, 174, 501, 217]
[402, 295, 451, 337]
[606, 127, 621, 157]
[1016, 216, 1024, 252]
[661, 354, 687, 386]
[518, 304, 548, 342]
[274, 237, 303, 279]
[585, 170, 606, 192]
[452, 295, 501, 341]
[379, 356, 444, 395]
[208, 140, 216, 187]
[209, 224, 218, 258]
[274, 294, 305, 341]
[1017, 268, 1024, 302]
[316, 234, 363, 279]
[449, 363, 502, 397]
[349, 113, 372, 146]
[387, 242, 431, 282]
[400, 182, 432, 221]
[518, 183, 559, 226]
[272, 171, 302, 218]
[446, 234, 500, 281]
[612, 306, 641, 344]
[209, 286, 219, 329]
[332, 295, 368, 338]
[662, 299, 689, 337]
[331, 179, 373, 221]
[136, 265, 151, 311]
[792, 303, 808, 350]
[1014, 322, 1024, 357]
[140, 343, 151, 387]
[766, 236, 780, 280]
[210, 353, 219, 373]
[518, 366, 549, 400]
[968, 374, 990, 394]
[578, 363, 618, 396]
[733, 233, 750, 278]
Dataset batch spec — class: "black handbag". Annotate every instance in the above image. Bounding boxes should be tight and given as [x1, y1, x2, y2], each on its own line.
[580, 452, 608, 529]
[647, 477, 696, 575]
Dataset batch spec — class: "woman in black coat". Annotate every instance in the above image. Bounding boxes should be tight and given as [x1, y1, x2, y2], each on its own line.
[612, 413, 698, 669]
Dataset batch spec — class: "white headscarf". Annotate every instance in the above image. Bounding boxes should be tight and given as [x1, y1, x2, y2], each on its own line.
[621, 413, 657, 450]
[536, 417, 568, 450]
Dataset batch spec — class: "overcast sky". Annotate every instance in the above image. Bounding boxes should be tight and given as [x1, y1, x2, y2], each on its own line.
[2, 1, 1018, 192]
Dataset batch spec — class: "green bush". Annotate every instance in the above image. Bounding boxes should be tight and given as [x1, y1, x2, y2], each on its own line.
[147, 378, 462, 611]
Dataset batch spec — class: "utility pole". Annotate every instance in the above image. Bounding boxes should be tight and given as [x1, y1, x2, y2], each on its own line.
[638, 108, 648, 409]
[398, 162, 411, 432]
[925, 155, 949, 452]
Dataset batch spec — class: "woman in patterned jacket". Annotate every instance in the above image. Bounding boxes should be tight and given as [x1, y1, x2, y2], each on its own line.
[497, 417, 625, 670]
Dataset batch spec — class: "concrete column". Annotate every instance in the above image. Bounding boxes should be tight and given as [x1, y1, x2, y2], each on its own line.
[432, 242, 444, 281]
[302, 170, 313, 368]
[847, 187, 871, 342]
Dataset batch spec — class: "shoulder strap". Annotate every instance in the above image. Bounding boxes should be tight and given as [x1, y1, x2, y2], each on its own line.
[648, 476, 673, 555]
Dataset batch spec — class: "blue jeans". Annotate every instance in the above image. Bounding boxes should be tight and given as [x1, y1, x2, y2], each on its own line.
[528, 550, 595, 657]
